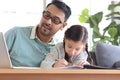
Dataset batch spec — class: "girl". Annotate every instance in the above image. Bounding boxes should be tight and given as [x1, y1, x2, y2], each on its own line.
[40, 25, 93, 68]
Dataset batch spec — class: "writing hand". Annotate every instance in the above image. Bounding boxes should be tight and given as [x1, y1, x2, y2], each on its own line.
[53, 59, 69, 67]
[76, 60, 90, 66]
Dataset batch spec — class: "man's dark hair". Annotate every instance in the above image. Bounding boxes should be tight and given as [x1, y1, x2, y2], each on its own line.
[46, 0, 71, 22]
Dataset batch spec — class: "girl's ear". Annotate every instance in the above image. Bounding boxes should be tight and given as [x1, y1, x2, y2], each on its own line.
[60, 22, 67, 30]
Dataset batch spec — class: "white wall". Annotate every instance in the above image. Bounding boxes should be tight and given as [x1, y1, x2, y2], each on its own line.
[0, 0, 43, 33]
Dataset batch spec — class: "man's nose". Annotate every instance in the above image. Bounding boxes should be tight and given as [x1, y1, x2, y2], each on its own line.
[46, 18, 52, 24]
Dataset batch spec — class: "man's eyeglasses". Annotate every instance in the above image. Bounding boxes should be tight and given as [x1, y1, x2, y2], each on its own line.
[42, 11, 62, 25]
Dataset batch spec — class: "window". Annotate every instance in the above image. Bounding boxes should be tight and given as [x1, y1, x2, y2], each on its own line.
[0, 0, 43, 33]
[0, 0, 112, 50]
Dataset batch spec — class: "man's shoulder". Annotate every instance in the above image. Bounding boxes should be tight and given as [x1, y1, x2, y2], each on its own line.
[7, 26, 34, 32]
[11, 26, 35, 33]
[5, 26, 35, 37]
[13, 26, 34, 30]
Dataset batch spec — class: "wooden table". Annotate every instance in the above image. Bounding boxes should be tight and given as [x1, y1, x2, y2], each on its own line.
[0, 68, 120, 80]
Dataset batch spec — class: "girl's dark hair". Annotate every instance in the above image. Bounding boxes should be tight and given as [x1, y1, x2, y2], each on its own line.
[65, 25, 88, 43]
[85, 43, 94, 64]
[47, 0, 71, 22]
[64, 25, 93, 64]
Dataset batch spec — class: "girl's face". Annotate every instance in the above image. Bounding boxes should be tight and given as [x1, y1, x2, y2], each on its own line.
[64, 38, 85, 57]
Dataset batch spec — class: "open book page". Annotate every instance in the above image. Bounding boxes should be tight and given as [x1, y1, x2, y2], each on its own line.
[55, 64, 112, 69]
[56, 65, 83, 69]
[64, 65, 83, 69]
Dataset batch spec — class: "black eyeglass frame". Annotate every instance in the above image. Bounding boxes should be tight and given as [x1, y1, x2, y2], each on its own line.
[42, 11, 63, 25]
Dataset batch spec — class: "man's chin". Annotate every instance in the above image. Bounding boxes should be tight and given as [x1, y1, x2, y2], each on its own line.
[41, 31, 51, 37]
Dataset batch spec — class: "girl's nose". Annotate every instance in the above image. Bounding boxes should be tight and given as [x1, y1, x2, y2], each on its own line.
[70, 49, 76, 55]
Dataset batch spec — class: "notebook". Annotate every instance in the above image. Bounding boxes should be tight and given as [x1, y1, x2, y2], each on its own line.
[0, 32, 13, 68]
[0, 32, 40, 69]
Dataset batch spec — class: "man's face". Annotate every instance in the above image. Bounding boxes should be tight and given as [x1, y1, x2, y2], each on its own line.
[38, 4, 66, 38]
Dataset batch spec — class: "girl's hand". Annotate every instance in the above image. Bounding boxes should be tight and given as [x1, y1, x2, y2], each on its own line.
[53, 59, 69, 67]
[76, 60, 90, 66]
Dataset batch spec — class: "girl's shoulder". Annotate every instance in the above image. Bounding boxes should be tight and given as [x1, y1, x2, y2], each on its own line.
[54, 42, 64, 53]
[55, 42, 63, 48]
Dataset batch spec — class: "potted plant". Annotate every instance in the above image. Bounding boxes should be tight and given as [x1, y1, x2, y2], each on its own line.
[79, 1, 120, 51]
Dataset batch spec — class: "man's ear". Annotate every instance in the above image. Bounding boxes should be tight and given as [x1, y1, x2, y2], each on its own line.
[60, 22, 67, 30]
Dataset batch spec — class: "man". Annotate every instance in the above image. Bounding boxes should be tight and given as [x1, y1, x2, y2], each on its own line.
[4, 0, 71, 67]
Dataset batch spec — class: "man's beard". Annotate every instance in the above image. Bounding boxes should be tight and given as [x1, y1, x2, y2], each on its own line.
[38, 23, 60, 38]
[39, 23, 54, 38]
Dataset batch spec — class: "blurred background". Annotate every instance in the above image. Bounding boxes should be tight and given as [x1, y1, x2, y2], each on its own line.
[0, 0, 118, 50]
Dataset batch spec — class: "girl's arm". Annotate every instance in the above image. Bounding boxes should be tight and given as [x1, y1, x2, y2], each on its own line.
[40, 47, 58, 68]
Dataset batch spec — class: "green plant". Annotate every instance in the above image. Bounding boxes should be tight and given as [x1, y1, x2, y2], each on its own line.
[79, 1, 120, 51]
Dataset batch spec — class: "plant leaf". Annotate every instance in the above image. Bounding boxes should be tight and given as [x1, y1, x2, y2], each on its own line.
[81, 8, 89, 16]
[88, 12, 103, 28]
[78, 8, 89, 23]
[78, 15, 88, 23]
[108, 27, 117, 38]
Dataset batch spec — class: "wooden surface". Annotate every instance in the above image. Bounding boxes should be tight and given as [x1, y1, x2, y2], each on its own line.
[0, 68, 120, 80]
